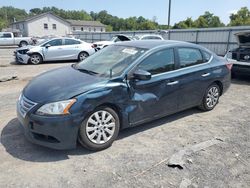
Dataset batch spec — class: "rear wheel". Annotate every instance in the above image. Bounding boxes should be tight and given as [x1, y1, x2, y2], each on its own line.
[78, 52, 89, 61]
[30, 54, 43, 65]
[19, 41, 28, 47]
[78, 107, 120, 151]
[199, 84, 220, 111]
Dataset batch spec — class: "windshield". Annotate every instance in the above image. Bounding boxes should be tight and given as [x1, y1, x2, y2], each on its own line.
[36, 39, 50, 46]
[77, 45, 147, 78]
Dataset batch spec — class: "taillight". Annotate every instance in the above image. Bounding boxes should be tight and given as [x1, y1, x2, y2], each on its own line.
[226, 63, 233, 70]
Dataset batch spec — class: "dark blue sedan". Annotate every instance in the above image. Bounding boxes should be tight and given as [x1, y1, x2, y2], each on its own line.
[17, 40, 231, 151]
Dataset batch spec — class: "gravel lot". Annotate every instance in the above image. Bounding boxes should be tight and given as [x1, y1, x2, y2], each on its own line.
[0, 47, 249, 188]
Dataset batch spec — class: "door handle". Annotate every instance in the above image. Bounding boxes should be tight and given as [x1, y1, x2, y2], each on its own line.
[202, 73, 211, 77]
[167, 81, 179, 86]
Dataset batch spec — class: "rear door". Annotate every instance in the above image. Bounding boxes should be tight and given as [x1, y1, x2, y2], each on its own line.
[61, 39, 81, 60]
[127, 48, 180, 125]
[174, 47, 213, 110]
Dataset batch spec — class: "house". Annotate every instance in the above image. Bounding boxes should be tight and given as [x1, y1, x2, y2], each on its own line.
[67, 19, 106, 32]
[9, 12, 106, 37]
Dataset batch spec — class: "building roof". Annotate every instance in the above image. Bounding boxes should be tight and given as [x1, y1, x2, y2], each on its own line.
[66, 19, 106, 27]
[10, 12, 70, 25]
[9, 12, 106, 28]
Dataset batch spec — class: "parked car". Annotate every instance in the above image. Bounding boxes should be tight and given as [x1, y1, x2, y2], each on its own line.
[93, 34, 132, 50]
[0, 32, 34, 47]
[15, 37, 95, 64]
[133, 34, 164, 40]
[17, 40, 231, 151]
[225, 31, 250, 76]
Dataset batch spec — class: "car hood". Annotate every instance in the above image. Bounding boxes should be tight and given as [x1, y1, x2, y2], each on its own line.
[235, 31, 250, 47]
[23, 65, 107, 103]
[94, 41, 114, 46]
[16, 45, 34, 51]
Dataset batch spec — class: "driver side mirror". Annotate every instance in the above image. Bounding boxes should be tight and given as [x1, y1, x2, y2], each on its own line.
[45, 44, 51, 48]
[133, 69, 151, 81]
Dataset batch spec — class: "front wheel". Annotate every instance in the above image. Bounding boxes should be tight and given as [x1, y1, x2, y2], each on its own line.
[78, 107, 120, 151]
[198, 84, 220, 111]
[30, 54, 43, 65]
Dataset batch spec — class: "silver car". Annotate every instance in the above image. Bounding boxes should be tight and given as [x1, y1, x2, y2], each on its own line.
[15, 38, 95, 64]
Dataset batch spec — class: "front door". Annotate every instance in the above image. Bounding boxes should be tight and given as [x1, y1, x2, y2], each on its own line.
[127, 48, 180, 125]
[42, 39, 63, 61]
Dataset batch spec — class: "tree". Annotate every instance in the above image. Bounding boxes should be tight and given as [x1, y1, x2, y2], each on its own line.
[173, 17, 195, 29]
[229, 7, 250, 26]
[0, 6, 27, 30]
[194, 11, 224, 28]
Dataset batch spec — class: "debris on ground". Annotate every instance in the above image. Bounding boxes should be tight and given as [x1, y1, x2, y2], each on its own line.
[167, 138, 224, 169]
[0, 76, 18, 82]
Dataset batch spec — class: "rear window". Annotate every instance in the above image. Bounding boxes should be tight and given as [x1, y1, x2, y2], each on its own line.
[65, 39, 81, 45]
[238, 35, 250, 44]
[202, 51, 212, 62]
[178, 48, 203, 68]
[0, 33, 12, 38]
[141, 36, 162, 40]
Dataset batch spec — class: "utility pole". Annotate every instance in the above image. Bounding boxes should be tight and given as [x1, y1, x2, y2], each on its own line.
[167, 0, 171, 39]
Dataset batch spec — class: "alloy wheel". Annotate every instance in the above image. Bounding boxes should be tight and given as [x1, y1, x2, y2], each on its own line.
[79, 52, 88, 61]
[30, 55, 41, 64]
[206, 86, 219, 108]
[86, 110, 116, 144]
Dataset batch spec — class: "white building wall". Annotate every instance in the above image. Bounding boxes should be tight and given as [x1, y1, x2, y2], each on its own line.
[26, 14, 71, 37]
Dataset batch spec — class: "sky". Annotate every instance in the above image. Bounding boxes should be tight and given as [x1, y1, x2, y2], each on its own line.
[1, 0, 250, 25]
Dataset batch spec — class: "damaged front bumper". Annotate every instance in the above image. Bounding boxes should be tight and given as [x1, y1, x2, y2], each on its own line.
[14, 51, 30, 64]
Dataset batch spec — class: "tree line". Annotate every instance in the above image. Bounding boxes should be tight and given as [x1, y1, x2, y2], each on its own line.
[0, 6, 250, 31]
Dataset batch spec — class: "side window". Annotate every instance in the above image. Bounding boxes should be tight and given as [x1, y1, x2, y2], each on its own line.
[45, 39, 62, 46]
[44, 23, 48, 29]
[65, 39, 81, 45]
[3, 33, 12, 38]
[137, 49, 175, 75]
[52, 24, 57, 30]
[202, 50, 212, 62]
[177, 48, 203, 68]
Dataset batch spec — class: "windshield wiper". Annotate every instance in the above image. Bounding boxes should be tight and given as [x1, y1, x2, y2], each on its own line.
[77, 68, 98, 75]
[72, 64, 98, 75]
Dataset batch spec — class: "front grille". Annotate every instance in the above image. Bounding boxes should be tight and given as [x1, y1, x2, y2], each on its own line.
[18, 95, 37, 118]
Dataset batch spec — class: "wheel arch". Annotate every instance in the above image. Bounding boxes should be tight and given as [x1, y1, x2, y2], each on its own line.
[78, 51, 89, 56]
[213, 80, 223, 96]
[96, 102, 124, 130]
[19, 40, 28, 46]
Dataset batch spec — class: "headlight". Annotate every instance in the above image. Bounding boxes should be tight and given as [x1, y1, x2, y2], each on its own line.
[36, 99, 76, 115]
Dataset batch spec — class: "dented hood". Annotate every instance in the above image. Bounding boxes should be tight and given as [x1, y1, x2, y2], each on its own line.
[235, 31, 250, 46]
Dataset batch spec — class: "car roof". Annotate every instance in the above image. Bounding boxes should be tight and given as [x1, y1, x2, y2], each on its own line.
[115, 40, 190, 49]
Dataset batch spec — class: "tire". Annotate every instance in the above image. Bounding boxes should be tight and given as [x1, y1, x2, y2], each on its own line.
[78, 52, 89, 61]
[29, 54, 43, 65]
[198, 84, 221, 111]
[78, 106, 120, 151]
[19, 41, 28, 47]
